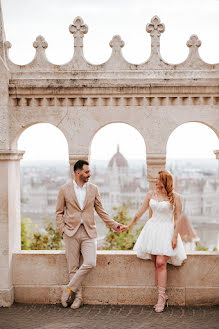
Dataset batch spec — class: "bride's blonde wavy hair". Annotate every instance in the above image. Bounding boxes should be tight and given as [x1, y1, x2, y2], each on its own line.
[158, 170, 175, 207]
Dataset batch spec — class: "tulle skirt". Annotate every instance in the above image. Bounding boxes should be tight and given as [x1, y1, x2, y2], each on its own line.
[133, 219, 187, 266]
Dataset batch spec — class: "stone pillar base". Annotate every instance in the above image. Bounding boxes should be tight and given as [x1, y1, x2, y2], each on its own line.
[0, 287, 14, 307]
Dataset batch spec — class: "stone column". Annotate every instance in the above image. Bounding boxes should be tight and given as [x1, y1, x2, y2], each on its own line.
[69, 154, 89, 179]
[147, 153, 166, 217]
[214, 150, 219, 178]
[146, 153, 166, 189]
[0, 150, 24, 307]
[214, 150, 219, 216]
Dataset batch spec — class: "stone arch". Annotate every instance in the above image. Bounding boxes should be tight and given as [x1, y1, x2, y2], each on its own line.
[168, 120, 219, 142]
[88, 120, 147, 159]
[166, 121, 219, 158]
[11, 120, 70, 152]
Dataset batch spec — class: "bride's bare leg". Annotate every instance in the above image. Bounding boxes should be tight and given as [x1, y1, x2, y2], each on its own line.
[151, 255, 157, 285]
[155, 255, 169, 307]
[151, 254, 158, 308]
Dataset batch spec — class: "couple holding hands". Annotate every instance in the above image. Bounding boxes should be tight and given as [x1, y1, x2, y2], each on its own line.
[56, 160, 186, 313]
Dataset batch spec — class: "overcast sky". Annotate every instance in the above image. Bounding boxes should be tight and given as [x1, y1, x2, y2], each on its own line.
[2, 0, 219, 161]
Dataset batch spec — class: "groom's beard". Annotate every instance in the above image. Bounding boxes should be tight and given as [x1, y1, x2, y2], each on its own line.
[80, 175, 90, 183]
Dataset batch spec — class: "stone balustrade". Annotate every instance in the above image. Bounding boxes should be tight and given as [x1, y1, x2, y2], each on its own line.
[12, 251, 219, 306]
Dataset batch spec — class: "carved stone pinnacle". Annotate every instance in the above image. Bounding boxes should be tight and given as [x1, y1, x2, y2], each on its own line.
[33, 35, 48, 49]
[69, 17, 88, 49]
[146, 15, 165, 37]
[186, 35, 201, 48]
[109, 35, 125, 49]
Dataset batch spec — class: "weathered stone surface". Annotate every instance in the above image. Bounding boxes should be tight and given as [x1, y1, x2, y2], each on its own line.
[0, 287, 14, 307]
[13, 252, 69, 286]
[186, 287, 219, 306]
[14, 287, 51, 304]
[83, 286, 118, 305]
[12, 252, 219, 306]
[168, 253, 219, 287]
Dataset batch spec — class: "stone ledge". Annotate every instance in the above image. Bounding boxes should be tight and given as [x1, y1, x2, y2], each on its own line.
[11, 251, 219, 306]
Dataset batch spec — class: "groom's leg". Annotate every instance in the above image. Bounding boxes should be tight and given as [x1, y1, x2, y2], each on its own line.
[68, 225, 97, 293]
[63, 231, 82, 297]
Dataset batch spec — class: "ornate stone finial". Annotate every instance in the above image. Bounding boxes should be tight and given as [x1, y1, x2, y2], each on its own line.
[186, 35, 201, 48]
[69, 16, 88, 48]
[146, 15, 165, 37]
[109, 35, 125, 49]
[146, 16, 165, 57]
[33, 35, 48, 50]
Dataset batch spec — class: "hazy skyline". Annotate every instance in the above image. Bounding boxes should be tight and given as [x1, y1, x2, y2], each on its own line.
[2, 0, 219, 161]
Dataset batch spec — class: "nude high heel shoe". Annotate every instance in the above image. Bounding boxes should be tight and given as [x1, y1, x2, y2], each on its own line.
[154, 286, 168, 313]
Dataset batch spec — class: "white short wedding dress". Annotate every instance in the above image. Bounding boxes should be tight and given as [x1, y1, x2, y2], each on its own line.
[134, 198, 187, 266]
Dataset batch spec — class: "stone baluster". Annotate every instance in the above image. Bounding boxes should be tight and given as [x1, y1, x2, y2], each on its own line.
[0, 150, 24, 306]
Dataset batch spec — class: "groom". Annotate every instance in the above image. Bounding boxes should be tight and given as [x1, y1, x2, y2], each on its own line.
[56, 160, 126, 309]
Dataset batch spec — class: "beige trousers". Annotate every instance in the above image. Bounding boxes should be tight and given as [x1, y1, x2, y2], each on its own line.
[63, 224, 97, 298]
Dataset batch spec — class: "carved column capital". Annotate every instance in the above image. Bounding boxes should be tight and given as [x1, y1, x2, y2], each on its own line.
[214, 150, 219, 160]
[0, 150, 25, 161]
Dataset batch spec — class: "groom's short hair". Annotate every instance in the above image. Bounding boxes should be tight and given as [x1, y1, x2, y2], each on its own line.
[74, 160, 89, 172]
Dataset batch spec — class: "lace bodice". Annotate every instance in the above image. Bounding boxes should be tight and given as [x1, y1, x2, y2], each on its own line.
[149, 198, 174, 222]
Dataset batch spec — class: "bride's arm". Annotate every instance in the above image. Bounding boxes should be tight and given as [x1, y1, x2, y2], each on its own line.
[172, 193, 182, 249]
[127, 190, 153, 230]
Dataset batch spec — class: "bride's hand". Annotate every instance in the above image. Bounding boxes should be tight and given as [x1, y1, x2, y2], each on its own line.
[172, 235, 177, 249]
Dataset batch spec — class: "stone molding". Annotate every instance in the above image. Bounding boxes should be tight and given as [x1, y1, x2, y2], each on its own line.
[146, 153, 166, 167]
[8, 95, 219, 107]
[0, 150, 24, 160]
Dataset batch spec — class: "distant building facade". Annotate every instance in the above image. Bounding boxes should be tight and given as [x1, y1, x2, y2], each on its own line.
[90, 145, 149, 218]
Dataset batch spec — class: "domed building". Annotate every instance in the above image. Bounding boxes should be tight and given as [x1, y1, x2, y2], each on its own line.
[92, 145, 148, 217]
[107, 145, 129, 190]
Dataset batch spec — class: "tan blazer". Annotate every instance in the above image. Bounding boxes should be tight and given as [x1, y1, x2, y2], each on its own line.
[56, 181, 120, 238]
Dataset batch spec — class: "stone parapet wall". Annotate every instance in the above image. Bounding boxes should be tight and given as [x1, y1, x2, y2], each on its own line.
[12, 251, 219, 306]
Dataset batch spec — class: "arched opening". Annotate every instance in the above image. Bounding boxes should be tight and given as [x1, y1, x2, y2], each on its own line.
[90, 122, 147, 249]
[18, 123, 69, 250]
[166, 122, 219, 251]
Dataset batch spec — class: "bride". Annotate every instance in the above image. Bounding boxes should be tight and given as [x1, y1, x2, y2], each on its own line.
[125, 170, 186, 313]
